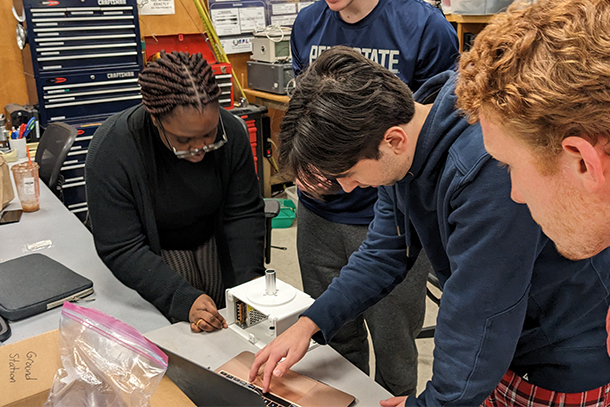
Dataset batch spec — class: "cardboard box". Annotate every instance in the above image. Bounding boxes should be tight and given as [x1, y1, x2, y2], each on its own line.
[0, 330, 195, 407]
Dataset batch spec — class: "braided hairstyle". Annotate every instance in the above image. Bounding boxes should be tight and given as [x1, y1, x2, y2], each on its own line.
[139, 51, 221, 118]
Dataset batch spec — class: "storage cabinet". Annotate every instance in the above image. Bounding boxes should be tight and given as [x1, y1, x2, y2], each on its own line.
[14, 0, 144, 222]
[15, 0, 144, 126]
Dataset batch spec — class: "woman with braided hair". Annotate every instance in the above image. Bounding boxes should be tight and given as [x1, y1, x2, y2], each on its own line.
[85, 51, 265, 331]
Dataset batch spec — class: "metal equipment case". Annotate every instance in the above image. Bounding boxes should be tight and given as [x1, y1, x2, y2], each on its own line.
[251, 30, 292, 64]
[247, 61, 294, 95]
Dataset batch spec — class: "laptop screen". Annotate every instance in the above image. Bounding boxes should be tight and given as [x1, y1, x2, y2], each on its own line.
[159, 346, 266, 407]
[158, 346, 353, 407]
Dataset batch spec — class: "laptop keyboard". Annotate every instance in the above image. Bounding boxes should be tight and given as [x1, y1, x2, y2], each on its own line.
[218, 370, 299, 407]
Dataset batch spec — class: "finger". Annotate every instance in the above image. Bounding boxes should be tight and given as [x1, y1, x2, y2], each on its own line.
[191, 317, 207, 333]
[275, 352, 300, 377]
[208, 311, 227, 329]
[380, 396, 406, 407]
[249, 348, 270, 382]
[197, 317, 220, 332]
[190, 321, 203, 333]
[202, 311, 225, 330]
[262, 353, 284, 392]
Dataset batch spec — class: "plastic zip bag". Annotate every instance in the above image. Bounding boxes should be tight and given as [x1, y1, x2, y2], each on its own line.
[44, 302, 168, 407]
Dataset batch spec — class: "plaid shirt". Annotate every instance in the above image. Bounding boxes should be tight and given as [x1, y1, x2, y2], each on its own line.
[484, 371, 610, 407]
[607, 306, 610, 357]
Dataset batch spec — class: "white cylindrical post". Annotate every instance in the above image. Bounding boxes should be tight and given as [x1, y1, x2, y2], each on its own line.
[265, 269, 277, 296]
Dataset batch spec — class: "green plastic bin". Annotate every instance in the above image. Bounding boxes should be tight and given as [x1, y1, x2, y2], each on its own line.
[272, 199, 296, 228]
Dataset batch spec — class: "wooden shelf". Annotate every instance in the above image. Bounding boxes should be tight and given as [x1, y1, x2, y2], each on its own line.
[243, 89, 290, 111]
[445, 14, 495, 52]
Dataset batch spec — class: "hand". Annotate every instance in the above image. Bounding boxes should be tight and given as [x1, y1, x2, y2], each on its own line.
[248, 317, 320, 392]
[189, 294, 227, 333]
[380, 396, 408, 407]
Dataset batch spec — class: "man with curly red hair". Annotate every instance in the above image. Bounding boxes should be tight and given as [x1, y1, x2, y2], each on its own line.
[457, 0, 610, 263]
[457, 0, 610, 402]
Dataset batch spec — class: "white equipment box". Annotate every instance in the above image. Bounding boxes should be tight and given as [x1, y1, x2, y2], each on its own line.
[251, 30, 292, 63]
[226, 270, 314, 349]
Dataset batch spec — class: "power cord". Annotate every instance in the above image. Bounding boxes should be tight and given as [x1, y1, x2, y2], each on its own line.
[254, 24, 292, 43]
[285, 78, 296, 98]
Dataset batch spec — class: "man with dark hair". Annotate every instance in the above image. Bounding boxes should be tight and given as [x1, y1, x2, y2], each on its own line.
[249, 46, 610, 406]
[290, 0, 458, 396]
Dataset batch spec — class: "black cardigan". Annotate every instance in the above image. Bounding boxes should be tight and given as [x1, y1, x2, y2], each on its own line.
[85, 105, 265, 321]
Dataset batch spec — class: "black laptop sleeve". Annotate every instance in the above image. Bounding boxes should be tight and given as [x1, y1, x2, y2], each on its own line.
[0, 253, 94, 321]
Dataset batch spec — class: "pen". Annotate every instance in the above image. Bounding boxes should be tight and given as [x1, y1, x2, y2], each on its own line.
[22, 118, 36, 139]
[18, 123, 26, 139]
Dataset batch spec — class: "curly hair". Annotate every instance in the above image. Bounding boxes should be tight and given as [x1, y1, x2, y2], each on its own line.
[278, 46, 415, 198]
[138, 51, 221, 118]
[456, 0, 610, 165]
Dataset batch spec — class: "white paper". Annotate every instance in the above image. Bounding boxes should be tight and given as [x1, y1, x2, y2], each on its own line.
[239, 7, 266, 32]
[138, 0, 175, 16]
[272, 3, 297, 15]
[298, 2, 314, 11]
[270, 14, 297, 26]
[212, 8, 242, 36]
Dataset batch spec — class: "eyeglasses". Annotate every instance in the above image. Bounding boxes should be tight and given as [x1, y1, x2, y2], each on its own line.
[156, 114, 227, 159]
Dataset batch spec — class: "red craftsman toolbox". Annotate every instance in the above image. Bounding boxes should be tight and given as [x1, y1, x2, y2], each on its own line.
[210, 63, 234, 110]
[229, 105, 270, 193]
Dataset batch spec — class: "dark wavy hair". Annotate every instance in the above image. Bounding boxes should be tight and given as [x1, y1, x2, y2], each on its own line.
[138, 51, 221, 118]
[278, 46, 415, 197]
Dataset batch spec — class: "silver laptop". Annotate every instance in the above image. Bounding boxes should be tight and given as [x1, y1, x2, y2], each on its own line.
[159, 346, 355, 407]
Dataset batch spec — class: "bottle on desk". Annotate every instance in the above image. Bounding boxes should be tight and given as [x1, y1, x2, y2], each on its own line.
[0, 114, 10, 150]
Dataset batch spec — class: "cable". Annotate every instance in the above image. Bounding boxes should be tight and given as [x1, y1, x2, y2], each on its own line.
[285, 78, 296, 98]
[265, 137, 280, 173]
[192, 0, 247, 103]
[254, 24, 291, 43]
[268, 155, 280, 173]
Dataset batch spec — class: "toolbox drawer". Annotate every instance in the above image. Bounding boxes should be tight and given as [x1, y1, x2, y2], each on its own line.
[62, 180, 87, 206]
[29, 4, 142, 74]
[38, 68, 141, 124]
[60, 162, 85, 183]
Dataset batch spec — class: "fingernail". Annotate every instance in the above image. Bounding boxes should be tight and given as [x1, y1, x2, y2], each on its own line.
[273, 369, 283, 377]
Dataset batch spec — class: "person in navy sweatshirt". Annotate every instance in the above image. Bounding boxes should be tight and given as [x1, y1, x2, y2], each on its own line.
[249, 47, 610, 406]
[290, 0, 458, 395]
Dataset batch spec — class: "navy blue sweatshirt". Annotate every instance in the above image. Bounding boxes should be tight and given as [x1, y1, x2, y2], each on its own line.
[302, 72, 610, 405]
[291, 0, 459, 225]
